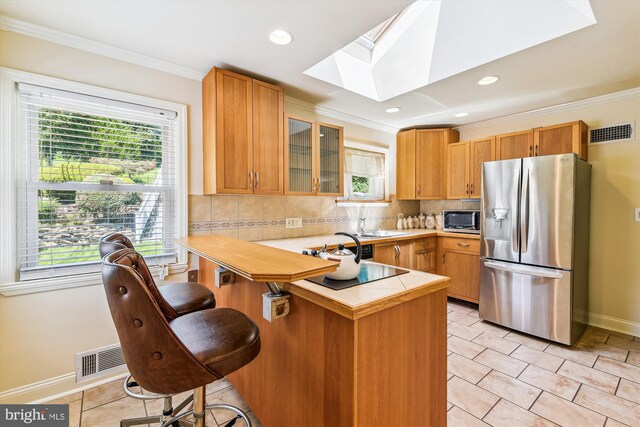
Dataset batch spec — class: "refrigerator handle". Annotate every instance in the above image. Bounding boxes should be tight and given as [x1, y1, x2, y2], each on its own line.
[483, 261, 564, 279]
[520, 168, 530, 254]
[511, 167, 521, 253]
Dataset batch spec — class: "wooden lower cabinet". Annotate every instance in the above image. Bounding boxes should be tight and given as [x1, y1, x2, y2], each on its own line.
[373, 241, 413, 269]
[199, 258, 448, 427]
[436, 237, 480, 303]
[413, 237, 436, 272]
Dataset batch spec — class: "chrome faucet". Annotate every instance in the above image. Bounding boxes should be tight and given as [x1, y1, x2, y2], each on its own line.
[358, 217, 366, 235]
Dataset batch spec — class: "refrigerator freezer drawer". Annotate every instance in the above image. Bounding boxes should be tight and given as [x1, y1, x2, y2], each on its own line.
[479, 260, 583, 345]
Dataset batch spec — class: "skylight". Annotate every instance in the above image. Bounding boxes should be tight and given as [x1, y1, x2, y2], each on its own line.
[304, 0, 597, 102]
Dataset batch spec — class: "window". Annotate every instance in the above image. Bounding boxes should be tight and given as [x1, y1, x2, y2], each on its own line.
[11, 81, 183, 282]
[344, 146, 386, 200]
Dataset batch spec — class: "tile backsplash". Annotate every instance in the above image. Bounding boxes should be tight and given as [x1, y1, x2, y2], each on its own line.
[188, 195, 420, 241]
[420, 199, 481, 215]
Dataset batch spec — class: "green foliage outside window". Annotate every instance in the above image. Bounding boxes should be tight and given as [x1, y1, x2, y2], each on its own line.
[352, 175, 370, 194]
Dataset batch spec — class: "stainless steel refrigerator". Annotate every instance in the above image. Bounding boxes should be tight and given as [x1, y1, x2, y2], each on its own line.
[479, 153, 591, 345]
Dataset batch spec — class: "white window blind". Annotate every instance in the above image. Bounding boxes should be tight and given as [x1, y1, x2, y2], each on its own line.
[344, 147, 386, 200]
[17, 83, 179, 281]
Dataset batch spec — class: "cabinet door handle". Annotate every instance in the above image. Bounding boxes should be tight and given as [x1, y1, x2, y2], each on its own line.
[470, 183, 474, 194]
[535, 145, 539, 156]
[255, 172, 259, 189]
[466, 183, 469, 195]
[394, 245, 400, 259]
[457, 242, 470, 247]
[529, 145, 533, 157]
[249, 171, 253, 189]
[417, 185, 420, 196]
[442, 253, 446, 264]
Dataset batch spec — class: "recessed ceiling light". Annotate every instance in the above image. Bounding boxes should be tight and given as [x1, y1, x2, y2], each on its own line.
[454, 112, 469, 117]
[269, 29, 293, 45]
[386, 107, 401, 113]
[478, 75, 499, 85]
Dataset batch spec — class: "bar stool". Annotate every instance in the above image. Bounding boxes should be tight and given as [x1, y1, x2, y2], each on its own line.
[99, 234, 215, 425]
[102, 249, 260, 427]
[99, 233, 216, 317]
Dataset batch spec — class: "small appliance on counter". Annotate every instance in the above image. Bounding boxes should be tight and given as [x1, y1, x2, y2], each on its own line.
[443, 210, 481, 234]
[301, 232, 409, 290]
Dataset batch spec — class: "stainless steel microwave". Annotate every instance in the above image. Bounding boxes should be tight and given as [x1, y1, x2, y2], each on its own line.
[443, 210, 481, 234]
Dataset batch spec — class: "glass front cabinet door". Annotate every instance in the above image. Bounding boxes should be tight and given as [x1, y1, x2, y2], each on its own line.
[285, 115, 343, 196]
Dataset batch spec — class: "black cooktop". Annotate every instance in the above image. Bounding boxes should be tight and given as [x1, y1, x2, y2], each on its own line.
[306, 263, 409, 290]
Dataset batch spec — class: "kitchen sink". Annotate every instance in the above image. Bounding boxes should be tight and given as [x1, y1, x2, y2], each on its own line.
[356, 230, 410, 238]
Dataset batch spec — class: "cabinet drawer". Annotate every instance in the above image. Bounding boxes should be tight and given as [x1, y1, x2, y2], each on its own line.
[415, 249, 436, 272]
[414, 237, 436, 250]
[442, 237, 480, 254]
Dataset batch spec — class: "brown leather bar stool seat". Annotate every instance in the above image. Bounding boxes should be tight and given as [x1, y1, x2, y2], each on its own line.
[99, 233, 215, 316]
[102, 249, 260, 427]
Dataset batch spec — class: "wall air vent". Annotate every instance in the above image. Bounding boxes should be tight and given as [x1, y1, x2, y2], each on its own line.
[589, 122, 634, 145]
[75, 344, 126, 382]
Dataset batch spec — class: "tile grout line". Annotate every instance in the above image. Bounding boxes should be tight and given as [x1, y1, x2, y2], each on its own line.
[480, 396, 503, 422]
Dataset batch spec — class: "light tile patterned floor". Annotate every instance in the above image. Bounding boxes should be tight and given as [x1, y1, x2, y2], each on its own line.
[45, 299, 640, 426]
[445, 299, 640, 427]
[44, 377, 263, 427]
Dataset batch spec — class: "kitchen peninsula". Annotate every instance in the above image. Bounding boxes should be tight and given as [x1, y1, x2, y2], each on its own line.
[176, 234, 450, 427]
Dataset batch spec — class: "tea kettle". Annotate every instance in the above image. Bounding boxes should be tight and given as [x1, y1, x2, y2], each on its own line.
[319, 232, 362, 280]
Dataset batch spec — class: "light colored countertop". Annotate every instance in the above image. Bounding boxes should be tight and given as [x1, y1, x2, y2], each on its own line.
[259, 229, 480, 253]
[254, 229, 477, 319]
[181, 231, 478, 319]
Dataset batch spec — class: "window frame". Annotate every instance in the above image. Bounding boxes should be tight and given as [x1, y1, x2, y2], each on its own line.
[343, 141, 389, 201]
[0, 68, 188, 296]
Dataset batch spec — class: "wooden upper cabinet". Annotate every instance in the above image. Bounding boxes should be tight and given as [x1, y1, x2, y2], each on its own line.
[203, 67, 284, 195]
[316, 123, 343, 196]
[469, 137, 495, 198]
[446, 136, 494, 199]
[534, 120, 588, 161]
[284, 115, 343, 196]
[252, 80, 284, 195]
[495, 130, 533, 160]
[397, 128, 458, 200]
[396, 130, 417, 199]
[446, 141, 470, 199]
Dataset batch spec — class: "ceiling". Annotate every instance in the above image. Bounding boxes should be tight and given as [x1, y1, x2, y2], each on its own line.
[1, 0, 639, 131]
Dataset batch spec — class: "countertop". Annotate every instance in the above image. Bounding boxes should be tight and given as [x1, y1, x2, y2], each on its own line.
[255, 230, 465, 319]
[181, 230, 475, 319]
[259, 229, 480, 253]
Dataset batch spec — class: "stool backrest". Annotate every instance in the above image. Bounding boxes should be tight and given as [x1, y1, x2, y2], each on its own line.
[101, 249, 217, 394]
[98, 233, 134, 258]
[99, 233, 178, 320]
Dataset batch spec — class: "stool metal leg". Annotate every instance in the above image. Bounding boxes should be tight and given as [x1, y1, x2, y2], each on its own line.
[193, 386, 206, 427]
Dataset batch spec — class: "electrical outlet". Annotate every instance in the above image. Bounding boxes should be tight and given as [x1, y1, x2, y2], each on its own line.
[187, 269, 198, 283]
[635, 208, 640, 222]
[285, 218, 302, 228]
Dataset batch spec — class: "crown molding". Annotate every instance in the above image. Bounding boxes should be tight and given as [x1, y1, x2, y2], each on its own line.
[285, 96, 399, 134]
[0, 15, 204, 81]
[455, 87, 640, 132]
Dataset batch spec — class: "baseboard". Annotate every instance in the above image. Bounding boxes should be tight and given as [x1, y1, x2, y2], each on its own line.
[0, 369, 128, 404]
[588, 312, 640, 337]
